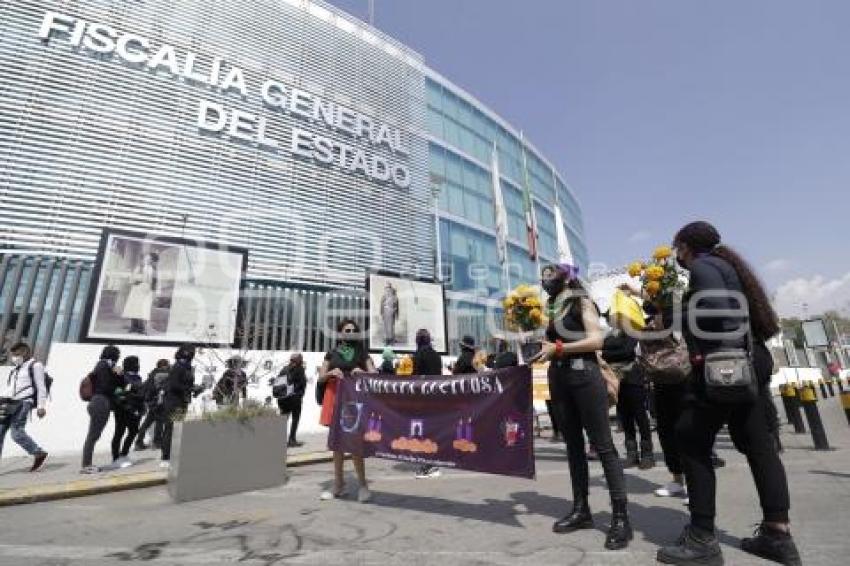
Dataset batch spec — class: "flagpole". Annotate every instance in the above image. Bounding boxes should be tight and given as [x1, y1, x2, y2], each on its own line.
[520, 131, 541, 277]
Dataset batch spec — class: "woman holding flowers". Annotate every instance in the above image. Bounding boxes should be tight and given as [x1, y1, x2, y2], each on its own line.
[531, 263, 633, 551]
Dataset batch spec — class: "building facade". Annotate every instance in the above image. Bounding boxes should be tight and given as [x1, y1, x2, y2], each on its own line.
[0, 0, 588, 356]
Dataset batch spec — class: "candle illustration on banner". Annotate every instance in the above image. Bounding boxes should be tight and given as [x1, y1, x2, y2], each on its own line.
[453, 416, 478, 453]
[364, 411, 382, 443]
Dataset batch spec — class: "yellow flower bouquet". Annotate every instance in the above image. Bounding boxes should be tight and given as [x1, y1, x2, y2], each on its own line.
[630, 245, 685, 306]
[502, 284, 547, 332]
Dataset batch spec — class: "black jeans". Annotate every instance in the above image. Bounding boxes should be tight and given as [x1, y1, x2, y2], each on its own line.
[677, 346, 790, 532]
[545, 400, 562, 437]
[82, 395, 112, 468]
[616, 382, 653, 453]
[112, 408, 141, 460]
[160, 401, 186, 461]
[654, 382, 687, 476]
[277, 397, 303, 442]
[549, 361, 627, 504]
[137, 404, 163, 447]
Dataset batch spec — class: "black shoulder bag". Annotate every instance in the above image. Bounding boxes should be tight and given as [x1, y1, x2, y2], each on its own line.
[703, 328, 757, 403]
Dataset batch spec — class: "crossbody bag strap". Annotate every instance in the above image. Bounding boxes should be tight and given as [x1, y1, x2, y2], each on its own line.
[702, 256, 751, 353]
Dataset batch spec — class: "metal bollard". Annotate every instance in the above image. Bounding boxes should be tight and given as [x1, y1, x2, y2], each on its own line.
[800, 385, 830, 450]
[780, 384, 794, 425]
[841, 391, 850, 427]
[819, 380, 829, 399]
[826, 379, 835, 397]
[787, 385, 807, 434]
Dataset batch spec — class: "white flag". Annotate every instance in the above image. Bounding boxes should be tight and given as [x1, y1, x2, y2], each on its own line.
[491, 143, 509, 265]
[554, 204, 574, 265]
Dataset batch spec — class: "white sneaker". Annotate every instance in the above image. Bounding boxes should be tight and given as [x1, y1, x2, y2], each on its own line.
[683, 497, 690, 505]
[118, 457, 133, 469]
[159, 461, 171, 470]
[415, 466, 441, 479]
[320, 487, 345, 501]
[654, 482, 687, 498]
[357, 487, 372, 503]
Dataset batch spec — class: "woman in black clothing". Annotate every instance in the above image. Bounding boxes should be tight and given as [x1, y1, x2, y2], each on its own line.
[412, 329, 442, 376]
[274, 353, 307, 447]
[160, 345, 197, 468]
[112, 355, 145, 467]
[452, 335, 477, 374]
[532, 263, 632, 550]
[318, 319, 376, 502]
[657, 222, 800, 566]
[80, 345, 123, 473]
[603, 316, 654, 469]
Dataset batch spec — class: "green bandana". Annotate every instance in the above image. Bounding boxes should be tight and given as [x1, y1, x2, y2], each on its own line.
[338, 343, 355, 363]
[546, 291, 571, 321]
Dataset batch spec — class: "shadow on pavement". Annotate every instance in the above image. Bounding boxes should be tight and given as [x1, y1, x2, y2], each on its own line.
[1, 462, 69, 476]
[809, 469, 850, 479]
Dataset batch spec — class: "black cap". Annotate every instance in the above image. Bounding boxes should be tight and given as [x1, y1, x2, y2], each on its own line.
[460, 335, 476, 351]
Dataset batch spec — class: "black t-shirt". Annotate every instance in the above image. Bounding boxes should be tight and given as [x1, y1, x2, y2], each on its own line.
[545, 296, 597, 364]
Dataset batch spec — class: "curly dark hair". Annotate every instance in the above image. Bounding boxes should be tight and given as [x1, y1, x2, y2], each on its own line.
[674, 221, 779, 341]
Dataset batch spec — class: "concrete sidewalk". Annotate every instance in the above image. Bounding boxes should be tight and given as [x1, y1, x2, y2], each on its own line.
[0, 431, 332, 507]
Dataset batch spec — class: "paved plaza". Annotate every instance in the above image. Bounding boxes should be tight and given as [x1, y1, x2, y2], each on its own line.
[0, 395, 848, 565]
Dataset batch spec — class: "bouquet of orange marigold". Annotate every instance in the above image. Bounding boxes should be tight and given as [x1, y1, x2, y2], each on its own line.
[628, 245, 685, 306]
[502, 284, 546, 332]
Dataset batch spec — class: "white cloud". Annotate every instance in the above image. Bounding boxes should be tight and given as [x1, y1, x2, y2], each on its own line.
[773, 272, 850, 318]
[764, 258, 791, 272]
[627, 230, 651, 244]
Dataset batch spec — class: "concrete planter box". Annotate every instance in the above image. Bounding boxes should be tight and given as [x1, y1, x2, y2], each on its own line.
[168, 414, 288, 502]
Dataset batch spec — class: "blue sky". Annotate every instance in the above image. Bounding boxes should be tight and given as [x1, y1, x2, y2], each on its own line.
[326, 1, 850, 316]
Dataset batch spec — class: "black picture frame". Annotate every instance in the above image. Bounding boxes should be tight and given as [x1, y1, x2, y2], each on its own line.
[80, 228, 249, 347]
[365, 268, 448, 355]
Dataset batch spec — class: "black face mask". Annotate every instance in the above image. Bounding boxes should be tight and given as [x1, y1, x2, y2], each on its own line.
[541, 277, 565, 296]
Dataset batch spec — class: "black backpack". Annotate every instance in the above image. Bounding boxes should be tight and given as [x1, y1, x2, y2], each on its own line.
[27, 362, 53, 401]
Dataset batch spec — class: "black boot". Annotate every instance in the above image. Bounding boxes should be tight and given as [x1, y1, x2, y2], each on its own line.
[639, 439, 655, 469]
[624, 439, 639, 468]
[553, 492, 593, 533]
[657, 525, 723, 565]
[741, 524, 801, 566]
[604, 499, 633, 550]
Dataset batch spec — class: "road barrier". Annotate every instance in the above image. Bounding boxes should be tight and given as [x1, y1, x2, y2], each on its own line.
[800, 384, 830, 450]
[841, 391, 850, 427]
[784, 384, 806, 434]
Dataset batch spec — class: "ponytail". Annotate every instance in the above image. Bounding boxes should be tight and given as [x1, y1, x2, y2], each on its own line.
[711, 244, 779, 342]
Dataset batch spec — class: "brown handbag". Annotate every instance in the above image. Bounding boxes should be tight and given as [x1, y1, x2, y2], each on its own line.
[596, 354, 620, 406]
[637, 335, 692, 385]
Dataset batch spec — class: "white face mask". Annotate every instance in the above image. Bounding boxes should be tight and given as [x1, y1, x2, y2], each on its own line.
[10, 355, 24, 366]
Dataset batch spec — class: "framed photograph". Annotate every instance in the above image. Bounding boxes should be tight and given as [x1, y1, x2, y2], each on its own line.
[802, 319, 829, 348]
[82, 229, 248, 346]
[366, 270, 448, 354]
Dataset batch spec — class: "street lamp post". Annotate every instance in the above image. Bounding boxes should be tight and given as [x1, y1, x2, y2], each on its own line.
[430, 174, 445, 282]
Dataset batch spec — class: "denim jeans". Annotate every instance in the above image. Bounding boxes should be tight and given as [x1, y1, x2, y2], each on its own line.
[0, 399, 43, 457]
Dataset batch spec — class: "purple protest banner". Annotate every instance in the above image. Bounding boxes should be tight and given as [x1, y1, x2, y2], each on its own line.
[328, 365, 535, 479]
